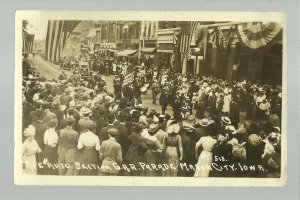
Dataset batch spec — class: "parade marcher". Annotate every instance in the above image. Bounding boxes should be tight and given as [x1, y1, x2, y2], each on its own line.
[159, 89, 169, 115]
[151, 80, 159, 105]
[229, 97, 241, 129]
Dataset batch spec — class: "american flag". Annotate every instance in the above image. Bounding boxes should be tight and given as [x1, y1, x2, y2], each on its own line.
[123, 68, 135, 85]
[218, 28, 229, 50]
[185, 21, 200, 61]
[45, 20, 80, 63]
[22, 28, 35, 53]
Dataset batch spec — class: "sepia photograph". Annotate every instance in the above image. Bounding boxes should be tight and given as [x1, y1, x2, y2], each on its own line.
[15, 11, 286, 186]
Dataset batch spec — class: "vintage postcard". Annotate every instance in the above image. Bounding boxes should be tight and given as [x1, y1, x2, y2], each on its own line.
[15, 11, 286, 186]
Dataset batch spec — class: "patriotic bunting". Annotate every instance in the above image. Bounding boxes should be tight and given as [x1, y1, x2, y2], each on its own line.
[45, 20, 80, 63]
[236, 22, 282, 54]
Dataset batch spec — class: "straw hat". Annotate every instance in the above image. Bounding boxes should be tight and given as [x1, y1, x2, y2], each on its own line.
[80, 107, 92, 115]
[221, 116, 231, 125]
[199, 118, 210, 127]
[226, 125, 237, 135]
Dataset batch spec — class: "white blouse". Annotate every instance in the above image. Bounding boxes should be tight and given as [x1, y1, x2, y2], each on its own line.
[77, 131, 100, 151]
[44, 128, 59, 147]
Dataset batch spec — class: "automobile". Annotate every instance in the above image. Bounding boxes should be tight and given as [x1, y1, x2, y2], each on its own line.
[60, 59, 72, 70]
[79, 61, 91, 79]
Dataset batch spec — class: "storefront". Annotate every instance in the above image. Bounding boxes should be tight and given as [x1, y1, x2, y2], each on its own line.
[94, 42, 117, 56]
[156, 28, 181, 70]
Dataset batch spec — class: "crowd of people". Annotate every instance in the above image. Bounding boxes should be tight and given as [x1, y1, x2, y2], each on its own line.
[21, 53, 282, 178]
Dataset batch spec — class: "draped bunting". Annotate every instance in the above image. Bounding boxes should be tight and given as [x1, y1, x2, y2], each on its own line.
[236, 22, 282, 54]
[193, 25, 208, 59]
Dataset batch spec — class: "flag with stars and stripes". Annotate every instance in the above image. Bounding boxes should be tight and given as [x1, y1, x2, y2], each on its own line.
[45, 20, 80, 63]
[185, 21, 200, 61]
[218, 28, 229, 50]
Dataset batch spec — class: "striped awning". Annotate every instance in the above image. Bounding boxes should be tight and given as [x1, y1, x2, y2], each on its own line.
[116, 49, 137, 57]
[157, 49, 174, 54]
[236, 22, 282, 54]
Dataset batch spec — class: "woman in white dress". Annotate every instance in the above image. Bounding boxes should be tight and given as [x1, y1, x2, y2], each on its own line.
[222, 93, 231, 115]
[194, 123, 217, 177]
[22, 125, 41, 175]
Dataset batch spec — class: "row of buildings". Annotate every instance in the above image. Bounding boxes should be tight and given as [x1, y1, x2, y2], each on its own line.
[63, 20, 282, 85]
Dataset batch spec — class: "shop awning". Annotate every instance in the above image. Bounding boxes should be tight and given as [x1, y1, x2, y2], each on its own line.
[95, 48, 117, 52]
[157, 49, 174, 54]
[141, 47, 156, 53]
[116, 49, 138, 57]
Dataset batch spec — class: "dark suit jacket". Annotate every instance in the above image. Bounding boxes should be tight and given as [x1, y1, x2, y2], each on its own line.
[100, 124, 117, 144]
[125, 132, 154, 164]
[114, 123, 129, 158]
[95, 118, 108, 139]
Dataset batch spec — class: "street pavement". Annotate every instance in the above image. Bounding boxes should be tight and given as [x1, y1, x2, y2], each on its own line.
[27, 55, 175, 115]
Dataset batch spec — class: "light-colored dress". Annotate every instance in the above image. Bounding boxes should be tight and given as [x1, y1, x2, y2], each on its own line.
[164, 134, 182, 177]
[222, 94, 231, 113]
[194, 136, 217, 177]
[77, 131, 100, 175]
[22, 139, 41, 175]
[43, 128, 59, 175]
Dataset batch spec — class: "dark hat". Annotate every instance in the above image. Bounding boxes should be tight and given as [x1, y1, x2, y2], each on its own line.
[132, 122, 144, 133]
[47, 95, 54, 102]
[119, 111, 127, 120]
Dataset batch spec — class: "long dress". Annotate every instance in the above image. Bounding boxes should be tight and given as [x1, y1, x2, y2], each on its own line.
[164, 134, 182, 177]
[77, 131, 100, 176]
[43, 128, 59, 175]
[222, 95, 231, 113]
[22, 139, 41, 175]
[194, 136, 217, 177]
